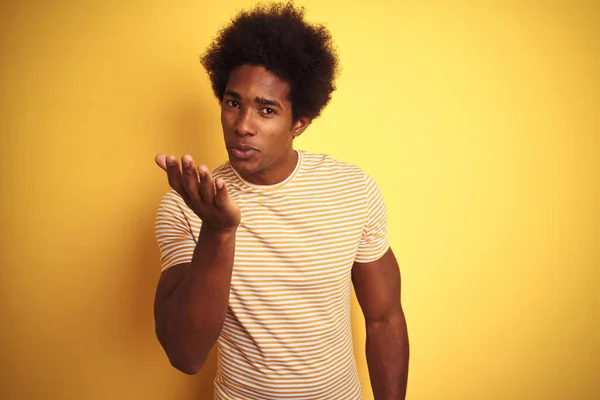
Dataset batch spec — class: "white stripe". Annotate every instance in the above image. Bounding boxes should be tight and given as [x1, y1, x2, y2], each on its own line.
[155, 151, 390, 398]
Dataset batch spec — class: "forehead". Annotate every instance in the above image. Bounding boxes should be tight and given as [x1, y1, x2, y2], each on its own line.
[225, 65, 291, 102]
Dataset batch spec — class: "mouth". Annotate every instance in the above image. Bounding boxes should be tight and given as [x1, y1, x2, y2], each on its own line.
[227, 145, 258, 160]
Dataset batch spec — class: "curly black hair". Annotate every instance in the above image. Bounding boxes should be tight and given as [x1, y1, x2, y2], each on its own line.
[200, 2, 339, 122]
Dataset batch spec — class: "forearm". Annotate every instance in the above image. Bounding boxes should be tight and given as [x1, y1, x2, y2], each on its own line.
[366, 309, 410, 399]
[156, 226, 236, 373]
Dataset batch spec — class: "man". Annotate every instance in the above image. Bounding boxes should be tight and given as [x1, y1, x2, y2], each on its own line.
[153, 3, 409, 399]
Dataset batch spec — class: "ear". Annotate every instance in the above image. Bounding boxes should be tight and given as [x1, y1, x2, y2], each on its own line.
[291, 116, 310, 139]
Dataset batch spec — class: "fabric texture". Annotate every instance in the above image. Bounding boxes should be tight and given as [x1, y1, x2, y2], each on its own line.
[155, 150, 389, 399]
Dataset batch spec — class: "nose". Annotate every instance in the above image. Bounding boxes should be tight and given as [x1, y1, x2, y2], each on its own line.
[233, 108, 257, 136]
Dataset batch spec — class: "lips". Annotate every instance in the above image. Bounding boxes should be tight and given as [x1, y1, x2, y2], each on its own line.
[228, 144, 258, 160]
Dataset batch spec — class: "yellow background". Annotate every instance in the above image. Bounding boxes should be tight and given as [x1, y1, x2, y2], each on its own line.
[1, 0, 598, 399]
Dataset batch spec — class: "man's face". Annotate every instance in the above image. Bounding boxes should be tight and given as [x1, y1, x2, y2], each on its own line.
[221, 64, 308, 185]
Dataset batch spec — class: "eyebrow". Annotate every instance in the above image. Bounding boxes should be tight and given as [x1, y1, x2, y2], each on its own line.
[254, 97, 282, 109]
[224, 90, 282, 109]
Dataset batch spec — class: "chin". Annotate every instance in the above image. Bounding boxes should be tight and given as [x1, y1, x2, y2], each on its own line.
[229, 157, 259, 175]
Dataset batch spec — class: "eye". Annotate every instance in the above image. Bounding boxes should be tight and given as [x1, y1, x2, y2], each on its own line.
[260, 107, 276, 115]
[226, 100, 239, 108]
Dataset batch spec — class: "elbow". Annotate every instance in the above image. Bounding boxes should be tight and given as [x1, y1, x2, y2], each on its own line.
[163, 341, 207, 375]
[169, 357, 204, 375]
[366, 308, 408, 333]
[156, 328, 208, 375]
[162, 345, 208, 375]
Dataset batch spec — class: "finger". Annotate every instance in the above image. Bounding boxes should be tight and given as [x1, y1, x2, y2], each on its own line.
[214, 178, 229, 210]
[198, 165, 216, 204]
[155, 153, 168, 171]
[165, 155, 184, 195]
[181, 155, 201, 204]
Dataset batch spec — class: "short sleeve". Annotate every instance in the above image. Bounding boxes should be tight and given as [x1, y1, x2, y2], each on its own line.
[155, 190, 198, 272]
[354, 172, 390, 263]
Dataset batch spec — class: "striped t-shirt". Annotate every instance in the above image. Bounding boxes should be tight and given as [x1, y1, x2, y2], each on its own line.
[155, 150, 389, 399]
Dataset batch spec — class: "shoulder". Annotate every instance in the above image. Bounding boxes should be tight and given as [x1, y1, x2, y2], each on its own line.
[300, 150, 366, 177]
[155, 190, 194, 227]
[158, 189, 186, 210]
[299, 150, 373, 187]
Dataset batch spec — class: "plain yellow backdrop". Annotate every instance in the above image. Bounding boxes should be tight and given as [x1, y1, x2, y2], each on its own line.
[1, 0, 598, 399]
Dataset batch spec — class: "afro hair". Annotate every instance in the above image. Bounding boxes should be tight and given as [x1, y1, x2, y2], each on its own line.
[200, 2, 339, 122]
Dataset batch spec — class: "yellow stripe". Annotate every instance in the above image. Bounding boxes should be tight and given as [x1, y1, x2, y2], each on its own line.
[155, 150, 387, 399]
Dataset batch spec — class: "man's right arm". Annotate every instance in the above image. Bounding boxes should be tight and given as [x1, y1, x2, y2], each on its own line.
[152, 153, 241, 375]
[153, 225, 236, 375]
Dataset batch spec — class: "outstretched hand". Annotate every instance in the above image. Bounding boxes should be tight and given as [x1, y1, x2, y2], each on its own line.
[155, 154, 241, 232]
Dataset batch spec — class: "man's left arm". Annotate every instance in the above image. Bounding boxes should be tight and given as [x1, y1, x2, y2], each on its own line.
[352, 247, 409, 399]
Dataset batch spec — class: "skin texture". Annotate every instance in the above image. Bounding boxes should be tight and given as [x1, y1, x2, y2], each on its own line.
[154, 65, 409, 398]
[353, 249, 410, 399]
[221, 65, 309, 185]
[153, 154, 239, 374]
[152, 65, 309, 374]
